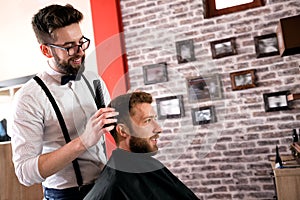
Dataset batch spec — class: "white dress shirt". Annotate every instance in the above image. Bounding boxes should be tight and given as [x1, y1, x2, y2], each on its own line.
[9, 66, 110, 189]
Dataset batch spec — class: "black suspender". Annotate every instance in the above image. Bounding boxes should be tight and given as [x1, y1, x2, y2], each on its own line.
[33, 76, 83, 186]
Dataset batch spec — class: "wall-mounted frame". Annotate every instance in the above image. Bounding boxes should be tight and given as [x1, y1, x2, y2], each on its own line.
[230, 69, 256, 91]
[143, 62, 168, 85]
[175, 39, 196, 64]
[210, 37, 237, 59]
[263, 90, 291, 112]
[186, 74, 222, 102]
[254, 33, 280, 58]
[156, 95, 185, 120]
[191, 106, 217, 125]
[204, 0, 265, 18]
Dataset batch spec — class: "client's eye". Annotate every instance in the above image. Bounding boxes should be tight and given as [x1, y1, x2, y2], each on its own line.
[144, 118, 152, 124]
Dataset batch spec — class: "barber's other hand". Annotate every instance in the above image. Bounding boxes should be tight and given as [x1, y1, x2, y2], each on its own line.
[80, 108, 118, 149]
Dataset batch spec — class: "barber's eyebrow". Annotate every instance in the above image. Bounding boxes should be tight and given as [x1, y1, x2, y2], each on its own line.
[61, 36, 84, 46]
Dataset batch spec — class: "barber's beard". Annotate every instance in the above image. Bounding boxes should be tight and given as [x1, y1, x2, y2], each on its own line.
[53, 52, 85, 75]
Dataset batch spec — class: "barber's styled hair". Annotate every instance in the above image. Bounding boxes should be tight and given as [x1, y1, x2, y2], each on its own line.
[108, 92, 153, 145]
[31, 4, 83, 44]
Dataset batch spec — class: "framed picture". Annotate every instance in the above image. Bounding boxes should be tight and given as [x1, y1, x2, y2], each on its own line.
[205, 0, 264, 18]
[254, 33, 279, 58]
[263, 91, 291, 112]
[156, 95, 185, 119]
[230, 69, 256, 91]
[175, 39, 196, 64]
[186, 74, 222, 102]
[143, 62, 168, 85]
[210, 37, 237, 59]
[191, 106, 217, 125]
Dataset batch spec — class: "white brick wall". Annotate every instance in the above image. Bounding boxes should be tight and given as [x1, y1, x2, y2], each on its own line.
[120, 0, 300, 199]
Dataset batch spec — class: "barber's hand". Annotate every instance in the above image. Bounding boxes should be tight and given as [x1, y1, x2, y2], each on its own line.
[80, 107, 118, 149]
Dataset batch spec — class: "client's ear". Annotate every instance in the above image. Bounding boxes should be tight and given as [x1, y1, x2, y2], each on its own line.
[116, 124, 129, 137]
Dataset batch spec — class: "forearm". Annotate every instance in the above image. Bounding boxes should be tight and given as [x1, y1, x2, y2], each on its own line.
[38, 137, 86, 179]
[38, 107, 118, 178]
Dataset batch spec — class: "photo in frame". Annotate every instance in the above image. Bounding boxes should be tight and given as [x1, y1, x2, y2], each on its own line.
[175, 39, 196, 64]
[156, 95, 185, 120]
[254, 33, 279, 58]
[210, 37, 237, 59]
[230, 69, 256, 91]
[263, 90, 291, 112]
[191, 106, 217, 125]
[186, 74, 222, 102]
[143, 62, 168, 85]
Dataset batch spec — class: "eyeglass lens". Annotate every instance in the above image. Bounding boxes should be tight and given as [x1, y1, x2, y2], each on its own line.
[68, 40, 90, 56]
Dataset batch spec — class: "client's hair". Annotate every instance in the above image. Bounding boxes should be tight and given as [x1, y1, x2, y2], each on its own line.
[107, 92, 153, 145]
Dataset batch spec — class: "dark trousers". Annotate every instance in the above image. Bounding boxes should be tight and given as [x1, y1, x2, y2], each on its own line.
[44, 184, 94, 200]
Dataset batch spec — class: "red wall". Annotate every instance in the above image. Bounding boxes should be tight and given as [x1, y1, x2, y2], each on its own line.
[90, 0, 129, 157]
[90, 0, 129, 98]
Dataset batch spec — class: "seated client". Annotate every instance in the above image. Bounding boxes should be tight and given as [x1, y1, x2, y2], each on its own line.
[84, 91, 199, 200]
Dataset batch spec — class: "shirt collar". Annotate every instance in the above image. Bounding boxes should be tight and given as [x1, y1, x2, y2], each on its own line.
[45, 64, 65, 84]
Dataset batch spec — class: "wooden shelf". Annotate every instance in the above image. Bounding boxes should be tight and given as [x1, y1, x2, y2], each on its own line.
[0, 89, 10, 96]
[0, 85, 22, 96]
[270, 154, 300, 200]
[0, 142, 43, 199]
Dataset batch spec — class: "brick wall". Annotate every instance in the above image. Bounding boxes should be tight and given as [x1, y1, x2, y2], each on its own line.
[120, 0, 300, 199]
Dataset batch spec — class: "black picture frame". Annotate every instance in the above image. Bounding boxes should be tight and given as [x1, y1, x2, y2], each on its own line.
[210, 37, 237, 59]
[191, 106, 217, 125]
[254, 33, 280, 58]
[176, 39, 196, 64]
[156, 95, 185, 119]
[230, 69, 256, 91]
[186, 74, 222, 102]
[263, 91, 291, 112]
[143, 62, 168, 85]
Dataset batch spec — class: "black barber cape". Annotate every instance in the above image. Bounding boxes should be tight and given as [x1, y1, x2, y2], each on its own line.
[84, 148, 199, 200]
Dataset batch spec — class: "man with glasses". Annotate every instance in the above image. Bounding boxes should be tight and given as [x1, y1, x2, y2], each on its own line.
[9, 4, 118, 199]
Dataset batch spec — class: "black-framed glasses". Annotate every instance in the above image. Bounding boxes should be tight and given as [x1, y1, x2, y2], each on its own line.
[46, 36, 90, 56]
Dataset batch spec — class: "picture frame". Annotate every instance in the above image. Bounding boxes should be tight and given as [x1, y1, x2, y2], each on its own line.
[175, 39, 196, 64]
[186, 74, 222, 102]
[205, 0, 265, 18]
[143, 62, 168, 85]
[191, 106, 217, 125]
[254, 33, 280, 58]
[230, 69, 256, 91]
[210, 37, 237, 59]
[263, 90, 291, 112]
[156, 95, 185, 119]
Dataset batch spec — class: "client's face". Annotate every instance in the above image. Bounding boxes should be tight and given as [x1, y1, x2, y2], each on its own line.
[128, 103, 162, 154]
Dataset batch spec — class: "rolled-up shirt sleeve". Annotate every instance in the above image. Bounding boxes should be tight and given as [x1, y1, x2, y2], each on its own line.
[9, 85, 45, 186]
